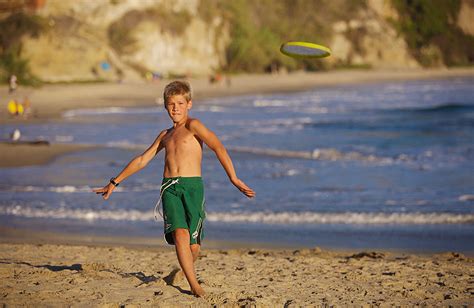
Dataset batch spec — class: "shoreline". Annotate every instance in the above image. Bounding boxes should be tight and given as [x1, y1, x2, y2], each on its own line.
[1, 67, 473, 122]
[1, 222, 472, 256]
[0, 225, 292, 252]
[0, 142, 97, 168]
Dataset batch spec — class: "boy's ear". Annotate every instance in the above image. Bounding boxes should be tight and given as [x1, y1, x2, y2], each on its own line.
[187, 100, 193, 110]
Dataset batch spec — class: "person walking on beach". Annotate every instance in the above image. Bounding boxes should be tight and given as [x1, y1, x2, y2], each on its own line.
[9, 74, 17, 94]
[93, 80, 255, 297]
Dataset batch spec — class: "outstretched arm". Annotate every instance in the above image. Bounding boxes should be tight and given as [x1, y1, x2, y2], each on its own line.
[189, 119, 255, 198]
[93, 130, 167, 200]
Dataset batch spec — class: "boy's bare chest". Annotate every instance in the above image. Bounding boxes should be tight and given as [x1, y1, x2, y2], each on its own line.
[162, 128, 201, 150]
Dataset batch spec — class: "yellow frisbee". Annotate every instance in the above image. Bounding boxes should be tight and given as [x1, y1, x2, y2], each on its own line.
[280, 41, 331, 59]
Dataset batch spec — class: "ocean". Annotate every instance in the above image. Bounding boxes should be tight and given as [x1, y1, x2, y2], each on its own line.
[1, 77, 473, 252]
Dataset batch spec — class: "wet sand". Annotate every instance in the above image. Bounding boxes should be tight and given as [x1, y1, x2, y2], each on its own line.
[0, 234, 472, 306]
[0, 143, 96, 168]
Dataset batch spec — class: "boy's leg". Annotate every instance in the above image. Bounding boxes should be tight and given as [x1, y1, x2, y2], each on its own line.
[190, 244, 200, 262]
[173, 228, 205, 296]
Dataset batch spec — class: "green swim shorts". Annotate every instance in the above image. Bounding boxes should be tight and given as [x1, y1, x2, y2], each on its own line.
[161, 177, 206, 245]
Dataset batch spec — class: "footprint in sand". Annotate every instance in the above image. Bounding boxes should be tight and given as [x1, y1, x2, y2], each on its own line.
[163, 268, 185, 285]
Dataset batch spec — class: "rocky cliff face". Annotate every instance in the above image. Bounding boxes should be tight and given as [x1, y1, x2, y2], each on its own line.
[328, 0, 419, 69]
[21, 0, 228, 82]
[14, 0, 472, 82]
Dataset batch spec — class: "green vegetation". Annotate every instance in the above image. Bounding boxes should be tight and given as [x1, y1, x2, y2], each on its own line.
[0, 12, 45, 85]
[198, 0, 367, 73]
[391, 0, 474, 67]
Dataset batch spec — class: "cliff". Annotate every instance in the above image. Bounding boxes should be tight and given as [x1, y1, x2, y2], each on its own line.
[1, 0, 473, 83]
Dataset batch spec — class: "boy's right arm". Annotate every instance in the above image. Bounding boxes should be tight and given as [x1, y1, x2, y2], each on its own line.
[93, 130, 167, 200]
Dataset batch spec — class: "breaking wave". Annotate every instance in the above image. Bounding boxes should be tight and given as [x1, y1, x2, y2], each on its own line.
[1, 205, 473, 225]
[0, 184, 160, 193]
[227, 146, 400, 163]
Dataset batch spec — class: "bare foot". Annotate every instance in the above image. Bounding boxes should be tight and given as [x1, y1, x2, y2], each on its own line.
[191, 285, 206, 297]
[163, 268, 184, 285]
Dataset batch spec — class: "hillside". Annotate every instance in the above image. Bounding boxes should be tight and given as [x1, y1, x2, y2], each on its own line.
[0, 0, 473, 83]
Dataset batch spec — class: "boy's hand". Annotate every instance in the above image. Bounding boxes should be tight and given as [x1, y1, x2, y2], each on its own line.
[92, 183, 116, 200]
[231, 178, 255, 198]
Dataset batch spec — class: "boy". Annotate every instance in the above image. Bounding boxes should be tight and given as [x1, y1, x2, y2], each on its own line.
[93, 80, 255, 297]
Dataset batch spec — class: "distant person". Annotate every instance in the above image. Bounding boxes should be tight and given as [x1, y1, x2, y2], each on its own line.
[9, 75, 17, 94]
[93, 80, 255, 297]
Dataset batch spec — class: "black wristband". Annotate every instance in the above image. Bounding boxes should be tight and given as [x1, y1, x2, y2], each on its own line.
[110, 177, 120, 187]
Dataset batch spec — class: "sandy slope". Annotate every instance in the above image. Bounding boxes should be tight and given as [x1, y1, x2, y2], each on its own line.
[0, 242, 472, 307]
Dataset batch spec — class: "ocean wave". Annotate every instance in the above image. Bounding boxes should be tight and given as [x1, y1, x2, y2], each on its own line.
[1, 206, 473, 225]
[0, 184, 161, 193]
[459, 195, 474, 202]
[98, 142, 394, 164]
[105, 141, 147, 150]
[377, 103, 474, 115]
[207, 211, 474, 225]
[1, 205, 151, 222]
[227, 146, 397, 163]
[63, 107, 161, 117]
[410, 103, 474, 113]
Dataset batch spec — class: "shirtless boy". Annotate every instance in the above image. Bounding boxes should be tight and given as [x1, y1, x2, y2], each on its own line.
[93, 81, 255, 297]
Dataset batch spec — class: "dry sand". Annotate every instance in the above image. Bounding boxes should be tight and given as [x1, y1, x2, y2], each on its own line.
[0, 240, 472, 307]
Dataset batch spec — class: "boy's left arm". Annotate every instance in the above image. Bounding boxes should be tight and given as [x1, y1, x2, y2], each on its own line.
[189, 119, 255, 198]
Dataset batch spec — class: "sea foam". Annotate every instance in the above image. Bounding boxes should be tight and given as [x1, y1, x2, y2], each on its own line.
[1, 206, 473, 225]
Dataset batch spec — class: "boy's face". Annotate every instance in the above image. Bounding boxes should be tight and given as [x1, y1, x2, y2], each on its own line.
[165, 94, 192, 123]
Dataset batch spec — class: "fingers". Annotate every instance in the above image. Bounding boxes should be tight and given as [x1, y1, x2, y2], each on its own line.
[92, 186, 112, 199]
[234, 180, 255, 198]
[242, 188, 256, 198]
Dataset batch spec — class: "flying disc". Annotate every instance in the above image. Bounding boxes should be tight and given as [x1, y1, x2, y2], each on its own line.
[280, 41, 331, 58]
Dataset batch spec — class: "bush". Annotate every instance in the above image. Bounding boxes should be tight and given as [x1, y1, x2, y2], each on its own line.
[214, 0, 366, 73]
[391, 0, 474, 67]
[0, 12, 45, 85]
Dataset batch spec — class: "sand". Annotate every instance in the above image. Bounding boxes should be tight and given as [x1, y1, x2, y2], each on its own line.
[0, 239, 472, 306]
[0, 143, 96, 168]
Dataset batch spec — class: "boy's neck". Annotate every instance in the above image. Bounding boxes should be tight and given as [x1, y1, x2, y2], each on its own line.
[173, 116, 188, 128]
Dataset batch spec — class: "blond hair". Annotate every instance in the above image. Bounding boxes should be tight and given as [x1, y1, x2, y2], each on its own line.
[163, 80, 192, 104]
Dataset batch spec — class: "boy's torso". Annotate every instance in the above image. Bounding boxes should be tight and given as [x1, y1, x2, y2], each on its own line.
[162, 119, 203, 178]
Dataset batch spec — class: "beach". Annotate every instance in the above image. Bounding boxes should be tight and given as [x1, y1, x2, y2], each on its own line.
[1, 68, 474, 306]
[0, 227, 473, 307]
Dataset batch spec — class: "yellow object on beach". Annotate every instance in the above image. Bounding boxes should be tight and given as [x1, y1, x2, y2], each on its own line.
[7, 100, 17, 115]
[7, 100, 24, 115]
[280, 41, 331, 58]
